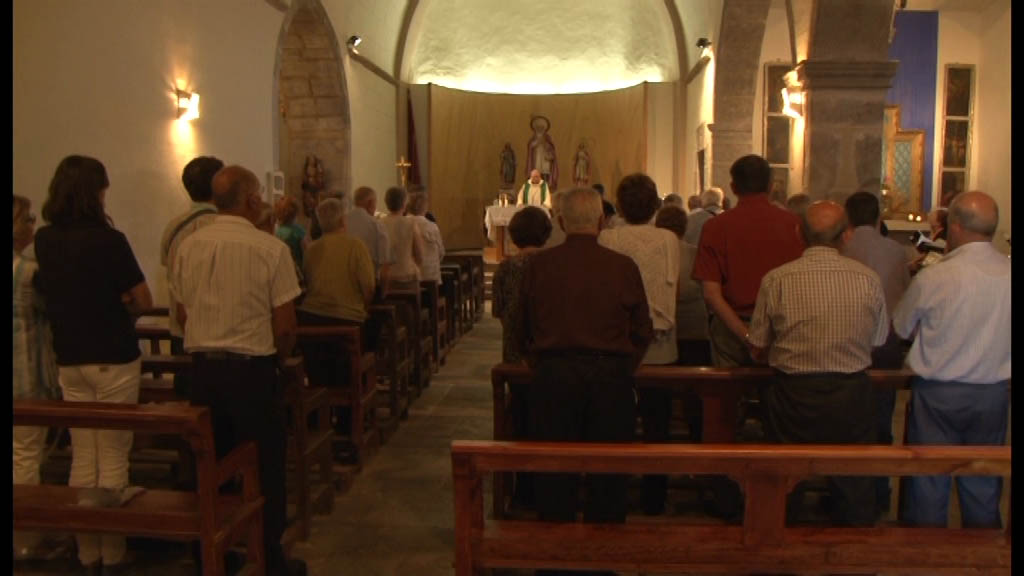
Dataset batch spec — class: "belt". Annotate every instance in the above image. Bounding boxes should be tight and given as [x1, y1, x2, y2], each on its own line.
[192, 351, 275, 362]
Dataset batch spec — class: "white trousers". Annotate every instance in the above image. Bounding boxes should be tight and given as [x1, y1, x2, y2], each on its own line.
[58, 359, 140, 566]
[13, 424, 48, 553]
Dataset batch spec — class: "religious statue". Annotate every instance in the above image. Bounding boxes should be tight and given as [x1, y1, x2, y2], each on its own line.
[526, 115, 557, 190]
[499, 143, 516, 188]
[301, 155, 325, 218]
[573, 142, 591, 187]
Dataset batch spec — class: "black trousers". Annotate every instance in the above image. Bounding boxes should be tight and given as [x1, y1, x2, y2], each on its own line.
[170, 336, 191, 399]
[763, 370, 877, 526]
[189, 354, 289, 574]
[527, 353, 635, 576]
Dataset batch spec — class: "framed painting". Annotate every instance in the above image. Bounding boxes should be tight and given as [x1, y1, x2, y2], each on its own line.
[885, 130, 925, 217]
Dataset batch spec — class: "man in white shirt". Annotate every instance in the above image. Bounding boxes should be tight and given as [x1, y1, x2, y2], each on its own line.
[171, 165, 304, 576]
[516, 169, 552, 208]
[348, 186, 393, 295]
[893, 191, 1010, 529]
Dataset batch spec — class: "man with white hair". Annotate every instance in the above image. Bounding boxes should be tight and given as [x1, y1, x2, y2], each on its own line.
[517, 187, 652, 548]
[684, 186, 724, 246]
[895, 191, 1010, 529]
[347, 186, 393, 296]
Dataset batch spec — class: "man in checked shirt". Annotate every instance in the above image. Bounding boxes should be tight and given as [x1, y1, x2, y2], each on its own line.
[747, 200, 890, 526]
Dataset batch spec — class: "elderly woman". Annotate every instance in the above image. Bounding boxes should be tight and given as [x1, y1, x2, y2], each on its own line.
[34, 155, 152, 572]
[598, 172, 680, 516]
[274, 194, 308, 267]
[298, 198, 377, 438]
[407, 192, 445, 284]
[381, 186, 423, 293]
[13, 195, 59, 559]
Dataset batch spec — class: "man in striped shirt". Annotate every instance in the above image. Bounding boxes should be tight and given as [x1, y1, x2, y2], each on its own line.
[170, 165, 304, 576]
[748, 200, 889, 525]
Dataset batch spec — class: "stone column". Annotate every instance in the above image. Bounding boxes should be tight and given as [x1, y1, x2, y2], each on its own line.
[797, 60, 898, 203]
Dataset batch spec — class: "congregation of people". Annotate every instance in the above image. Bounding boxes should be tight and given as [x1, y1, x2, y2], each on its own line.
[12, 148, 1010, 576]
[12, 153, 448, 575]
[497, 153, 1010, 560]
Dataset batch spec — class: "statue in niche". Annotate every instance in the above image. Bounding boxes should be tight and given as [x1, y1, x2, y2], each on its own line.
[499, 143, 516, 189]
[301, 155, 325, 217]
[526, 115, 558, 190]
[573, 142, 591, 187]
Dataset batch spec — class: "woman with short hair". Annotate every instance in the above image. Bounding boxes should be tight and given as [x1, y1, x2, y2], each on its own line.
[12, 194, 59, 560]
[34, 155, 152, 572]
[407, 192, 445, 284]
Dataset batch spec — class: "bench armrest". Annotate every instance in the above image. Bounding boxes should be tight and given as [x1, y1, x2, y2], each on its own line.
[217, 441, 262, 500]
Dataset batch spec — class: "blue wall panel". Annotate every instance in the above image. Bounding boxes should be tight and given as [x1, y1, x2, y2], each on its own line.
[887, 11, 939, 212]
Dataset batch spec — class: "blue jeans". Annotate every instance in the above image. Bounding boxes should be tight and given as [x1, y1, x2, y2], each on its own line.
[902, 377, 1009, 528]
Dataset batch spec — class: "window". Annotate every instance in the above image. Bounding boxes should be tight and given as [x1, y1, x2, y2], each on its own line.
[938, 65, 974, 207]
[764, 63, 792, 196]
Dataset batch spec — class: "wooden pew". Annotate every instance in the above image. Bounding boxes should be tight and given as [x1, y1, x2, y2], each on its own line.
[279, 357, 334, 546]
[445, 253, 485, 321]
[295, 325, 378, 465]
[370, 304, 412, 423]
[384, 290, 432, 397]
[14, 400, 265, 576]
[490, 363, 916, 518]
[441, 265, 464, 340]
[420, 280, 443, 373]
[443, 257, 474, 331]
[452, 440, 1011, 576]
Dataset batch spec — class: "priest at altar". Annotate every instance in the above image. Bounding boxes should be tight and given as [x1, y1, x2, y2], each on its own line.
[516, 169, 552, 208]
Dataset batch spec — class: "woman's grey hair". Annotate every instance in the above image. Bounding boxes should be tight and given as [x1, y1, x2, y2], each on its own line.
[700, 187, 724, 207]
[559, 187, 603, 233]
[316, 198, 346, 233]
[407, 192, 428, 216]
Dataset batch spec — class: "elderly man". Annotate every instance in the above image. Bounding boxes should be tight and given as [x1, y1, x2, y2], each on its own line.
[171, 165, 304, 576]
[842, 190, 912, 513]
[518, 187, 652, 563]
[517, 169, 552, 208]
[662, 193, 684, 209]
[160, 156, 223, 397]
[894, 191, 1010, 529]
[348, 186, 393, 296]
[748, 201, 889, 525]
[683, 186, 724, 246]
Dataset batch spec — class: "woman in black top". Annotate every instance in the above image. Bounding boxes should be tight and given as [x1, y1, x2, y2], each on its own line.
[33, 155, 152, 572]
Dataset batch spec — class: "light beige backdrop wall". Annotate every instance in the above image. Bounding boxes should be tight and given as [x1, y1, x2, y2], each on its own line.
[429, 84, 647, 249]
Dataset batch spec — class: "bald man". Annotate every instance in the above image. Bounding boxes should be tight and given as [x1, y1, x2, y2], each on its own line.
[516, 169, 552, 208]
[171, 165, 305, 575]
[894, 191, 1010, 529]
[347, 186, 393, 295]
[748, 200, 889, 526]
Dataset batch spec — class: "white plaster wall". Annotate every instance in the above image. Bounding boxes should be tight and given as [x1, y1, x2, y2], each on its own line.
[645, 83, 677, 196]
[406, 0, 679, 94]
[974, 0, 1011, 252]
[13, 0, 283, 307]
[753, 0, 797, 194]
[677, 0, 725, 71]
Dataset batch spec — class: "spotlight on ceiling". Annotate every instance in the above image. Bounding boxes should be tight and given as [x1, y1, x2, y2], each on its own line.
[347, 35, 362, 54]
[696, 38, 712, 49]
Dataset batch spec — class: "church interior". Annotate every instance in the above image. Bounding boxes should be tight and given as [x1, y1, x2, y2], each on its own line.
[13, 0, 1011, 575]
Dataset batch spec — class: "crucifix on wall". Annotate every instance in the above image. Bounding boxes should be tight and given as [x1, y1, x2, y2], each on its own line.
[396, 155, 412, 188]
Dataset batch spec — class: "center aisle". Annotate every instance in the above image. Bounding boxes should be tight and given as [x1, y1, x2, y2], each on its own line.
[294, 306, 501, 575]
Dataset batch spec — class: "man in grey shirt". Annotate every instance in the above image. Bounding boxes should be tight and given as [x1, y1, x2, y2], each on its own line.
[347, 186, 393, 295]
[684, 186, 723, 246]
[841, 190, 911, 515]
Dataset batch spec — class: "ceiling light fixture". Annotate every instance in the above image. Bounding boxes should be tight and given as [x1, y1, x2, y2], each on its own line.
[176, 89, 200, 121]
[347, 35, 362, 54]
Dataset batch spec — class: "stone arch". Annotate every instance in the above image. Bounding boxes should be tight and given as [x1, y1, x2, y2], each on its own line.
[273, 0, 351, 228]
[709, 0, 773, 196]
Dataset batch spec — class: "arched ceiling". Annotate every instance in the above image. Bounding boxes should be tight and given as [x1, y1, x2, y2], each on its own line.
[402, 0, 680, 94]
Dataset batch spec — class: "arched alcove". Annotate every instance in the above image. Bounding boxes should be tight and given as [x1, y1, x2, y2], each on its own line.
[273, 0, 351, 227]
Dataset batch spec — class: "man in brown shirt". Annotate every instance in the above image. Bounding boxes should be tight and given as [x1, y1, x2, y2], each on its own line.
[518, 187, 652, 556]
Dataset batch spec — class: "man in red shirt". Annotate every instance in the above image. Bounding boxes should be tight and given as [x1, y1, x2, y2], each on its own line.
[690, 154, 804, 521]
[692, 154, 804, 366]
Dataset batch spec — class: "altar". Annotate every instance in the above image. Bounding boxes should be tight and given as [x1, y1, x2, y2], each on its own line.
[484, 204, 523, 261]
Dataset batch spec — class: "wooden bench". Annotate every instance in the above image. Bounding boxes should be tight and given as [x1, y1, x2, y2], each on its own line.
[441, 265, 464, 340]
[452, 440, 1011, 575]
[384, 290, 432, 397]
[295, 325, 378, 465]
[279, 357, 334, 546]
[490, 363, 916, 518]
[445, 253, 485, 321]
[420, 280, 444, 373]
[14, 400, 265, 576]
[370, 304, 412, 424]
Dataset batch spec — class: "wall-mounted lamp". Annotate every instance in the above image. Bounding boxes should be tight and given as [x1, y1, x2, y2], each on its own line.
[696, 37, 713, 59]
[781, 70, 803, 119]
[176, 89, 200, 121]
[346, 35, 362, 55]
